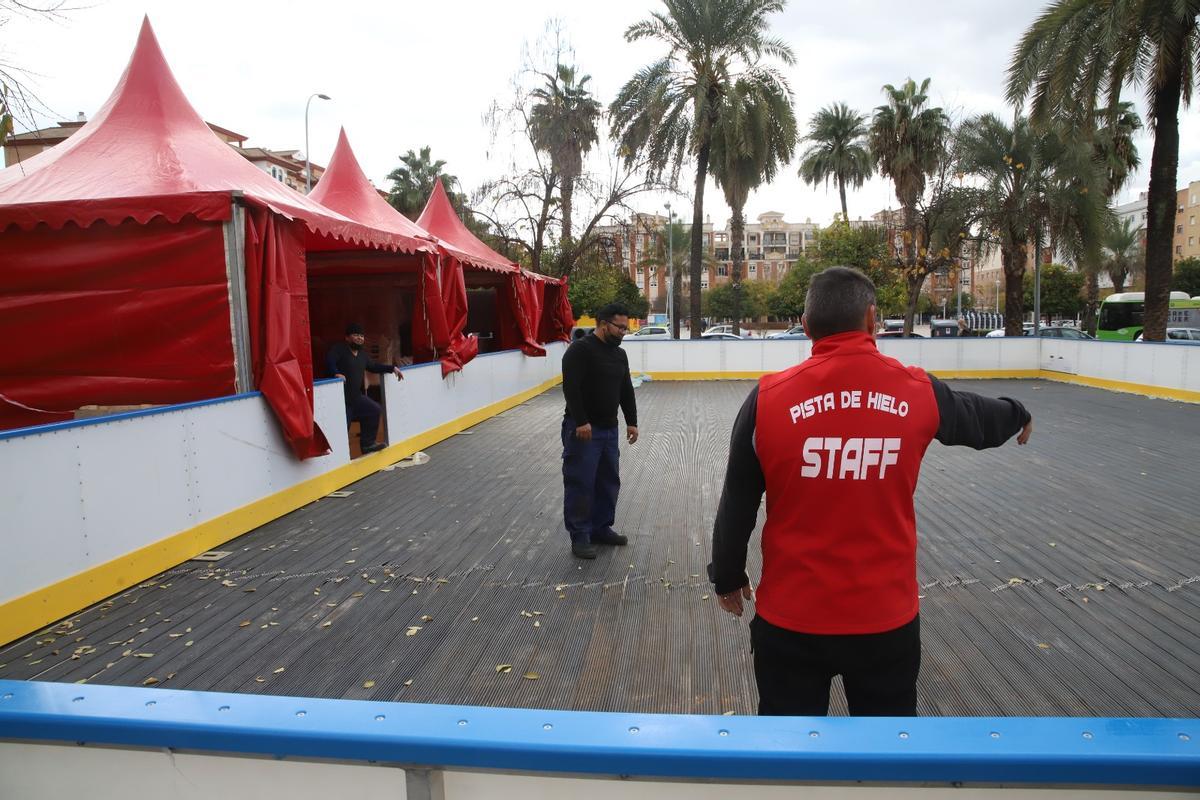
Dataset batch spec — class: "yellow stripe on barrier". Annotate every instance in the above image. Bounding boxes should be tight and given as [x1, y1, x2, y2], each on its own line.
[0, 375, 563, 647]
[1037, 371, 1200, 403]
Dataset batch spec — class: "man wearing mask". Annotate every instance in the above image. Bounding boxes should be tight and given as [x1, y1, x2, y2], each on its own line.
[327, 323, 403, 455]
[709, 267, 1033, 716]
[560, 303, 639, 559]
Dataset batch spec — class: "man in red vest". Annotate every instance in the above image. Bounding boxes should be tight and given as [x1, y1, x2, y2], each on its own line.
[709, 266, 1033, 716]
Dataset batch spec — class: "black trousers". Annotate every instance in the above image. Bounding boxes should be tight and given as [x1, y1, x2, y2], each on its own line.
[750, 614, 921, 716]
[345, 393, 381, 449]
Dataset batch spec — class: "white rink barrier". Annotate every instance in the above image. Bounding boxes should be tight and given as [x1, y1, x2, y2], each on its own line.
[622, 337, 1199, 401]
[0, 344, 564, 645]
[0, 681, 1196, 796]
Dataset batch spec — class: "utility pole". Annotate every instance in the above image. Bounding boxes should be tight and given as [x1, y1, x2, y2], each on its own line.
[665, 203, 675, 339]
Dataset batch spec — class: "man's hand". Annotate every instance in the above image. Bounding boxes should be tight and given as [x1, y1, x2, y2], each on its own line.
[717, 581, 754, 618]
[392, 366, 404, 380]
[1017, 418, 1033, 445]
[574, 423, 592, 441]
[627, 425, 639, 445]
[335, 373, 346, 380]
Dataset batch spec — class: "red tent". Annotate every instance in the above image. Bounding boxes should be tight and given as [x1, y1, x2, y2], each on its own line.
[416, 180, 546, 357]
[0, 19, 427, 457]
[308, 129, 469, 376]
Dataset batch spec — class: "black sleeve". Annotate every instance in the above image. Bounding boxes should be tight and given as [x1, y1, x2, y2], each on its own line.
[561, 343, 589, 424]
[325, 346, 341, 378]
[619, 354, 638, 427]
[708, 385, 765, 595]
[366, 359, 394, 374]
[929, 374, 1031, 450]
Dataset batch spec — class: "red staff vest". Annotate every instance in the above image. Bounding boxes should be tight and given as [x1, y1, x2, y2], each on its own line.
[753, 331, 940, 634]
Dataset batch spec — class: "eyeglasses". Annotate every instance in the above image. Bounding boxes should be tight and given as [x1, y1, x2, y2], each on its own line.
[605, 321, 629, 332]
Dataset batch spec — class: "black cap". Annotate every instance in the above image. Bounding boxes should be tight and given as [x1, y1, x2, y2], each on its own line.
[346, 323, 364, 335]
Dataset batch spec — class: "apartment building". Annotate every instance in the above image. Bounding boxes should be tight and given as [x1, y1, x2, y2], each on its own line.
[594, 211, 819, 311]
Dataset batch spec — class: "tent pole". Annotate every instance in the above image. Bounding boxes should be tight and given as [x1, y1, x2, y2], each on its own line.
[223, 196, 254, 393]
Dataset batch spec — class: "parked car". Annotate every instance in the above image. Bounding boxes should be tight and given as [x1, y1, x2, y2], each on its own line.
[1135, 327, 1200, 344]
[629, 325, 672, 340]
[703, 324, 734, 336]
[767, 324, 808, 340]
[1039, 327, 1094, 340]
[570, 326, 594, 341]
[877, 331, 925, 338]
[700, 332, 743, 340]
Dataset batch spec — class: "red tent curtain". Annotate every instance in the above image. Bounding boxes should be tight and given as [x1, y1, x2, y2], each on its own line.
[243, 205, 331, 459]
[439, 255, 478, 375]
[0, 217, 235, 431]
[539, 279, 574, 343]
[495, 272, 546, 357]
[411, 251, 454, 370]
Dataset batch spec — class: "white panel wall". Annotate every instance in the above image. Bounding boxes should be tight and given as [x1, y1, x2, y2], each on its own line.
[622, 339, 1040, 377]
[623, 338, 1196, 398]
[2, 742, 1189, 800]
[0, 345, 565, 611]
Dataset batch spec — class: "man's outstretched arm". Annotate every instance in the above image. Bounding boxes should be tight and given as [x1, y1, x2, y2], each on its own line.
[708, 385, 766, 611]
[929, 375, 1033, 449]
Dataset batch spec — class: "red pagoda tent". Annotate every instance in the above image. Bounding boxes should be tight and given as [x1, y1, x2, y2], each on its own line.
[0, 18, 430, 457]
[416, 180, 548, 357]
[309, 129, 474, 376]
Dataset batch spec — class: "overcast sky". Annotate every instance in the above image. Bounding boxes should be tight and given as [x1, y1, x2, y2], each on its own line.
[7, 0, 1200, 230]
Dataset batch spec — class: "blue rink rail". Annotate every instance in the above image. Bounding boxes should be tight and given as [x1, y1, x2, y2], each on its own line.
[1, 681, 1197, 787]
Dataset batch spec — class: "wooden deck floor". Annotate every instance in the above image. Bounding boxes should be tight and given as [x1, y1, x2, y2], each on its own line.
[3, 379, 1199, 717]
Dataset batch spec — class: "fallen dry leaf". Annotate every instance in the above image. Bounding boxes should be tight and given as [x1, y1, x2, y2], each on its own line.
[238, 620, 251, 628]
[184, 641, 193, 647]
[273, 667, 285, 674]
[255, 676, 265, 683]
[1037, 643, 1051, 650]
[471, 616, 479, 622]
[142, 677, 159, 686]
[406, 626, 422, 637]
[496, 664, 512, 674]
[363, 680, 376, 689]
[523, 672, 539, 680]
[321, 621, 332, 628]
[421, 615, 434, 622]
[403, 679, 413, 687]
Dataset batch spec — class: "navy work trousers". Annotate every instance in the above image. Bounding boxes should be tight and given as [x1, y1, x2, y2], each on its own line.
[561, 417, 620, 544]
[345, 393, 381, 450]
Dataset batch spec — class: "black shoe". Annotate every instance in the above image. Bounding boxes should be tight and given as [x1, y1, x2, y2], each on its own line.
[571, 541, 598, 559]
[361, 442, 387, 454]
[591, 529, 628, 546]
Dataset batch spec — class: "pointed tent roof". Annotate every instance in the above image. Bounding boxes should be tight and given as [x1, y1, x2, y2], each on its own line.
[310, 128, 482, 265]
[0, 18, 429, 254]
[416, 179, 516, 274]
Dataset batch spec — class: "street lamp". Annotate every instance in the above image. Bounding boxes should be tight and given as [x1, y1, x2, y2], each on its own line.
[304, 93, 331, 193]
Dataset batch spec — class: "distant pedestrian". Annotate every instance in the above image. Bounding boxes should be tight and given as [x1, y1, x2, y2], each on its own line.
[327, 323, 403, 455]
[560, 303, 639, 559]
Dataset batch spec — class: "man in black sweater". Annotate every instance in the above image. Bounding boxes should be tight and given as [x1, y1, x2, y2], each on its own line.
[327, 323, 403, 455]
[560, 303, 639, 559]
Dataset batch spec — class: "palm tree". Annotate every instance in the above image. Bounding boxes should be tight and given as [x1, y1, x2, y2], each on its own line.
[798, 103, 872, 221]
[610, 0, 795, 338]
[710, 76, 797, 334]
[1082, 102, 1142, 334]
[387, 146, 459, 220]
[869, 78, 948, 334]
[957, 113, 1105, 334]
[528, 63, 602, 261]
[1103, 216, 1143, 294]
[1007, 1, 1198, 341]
